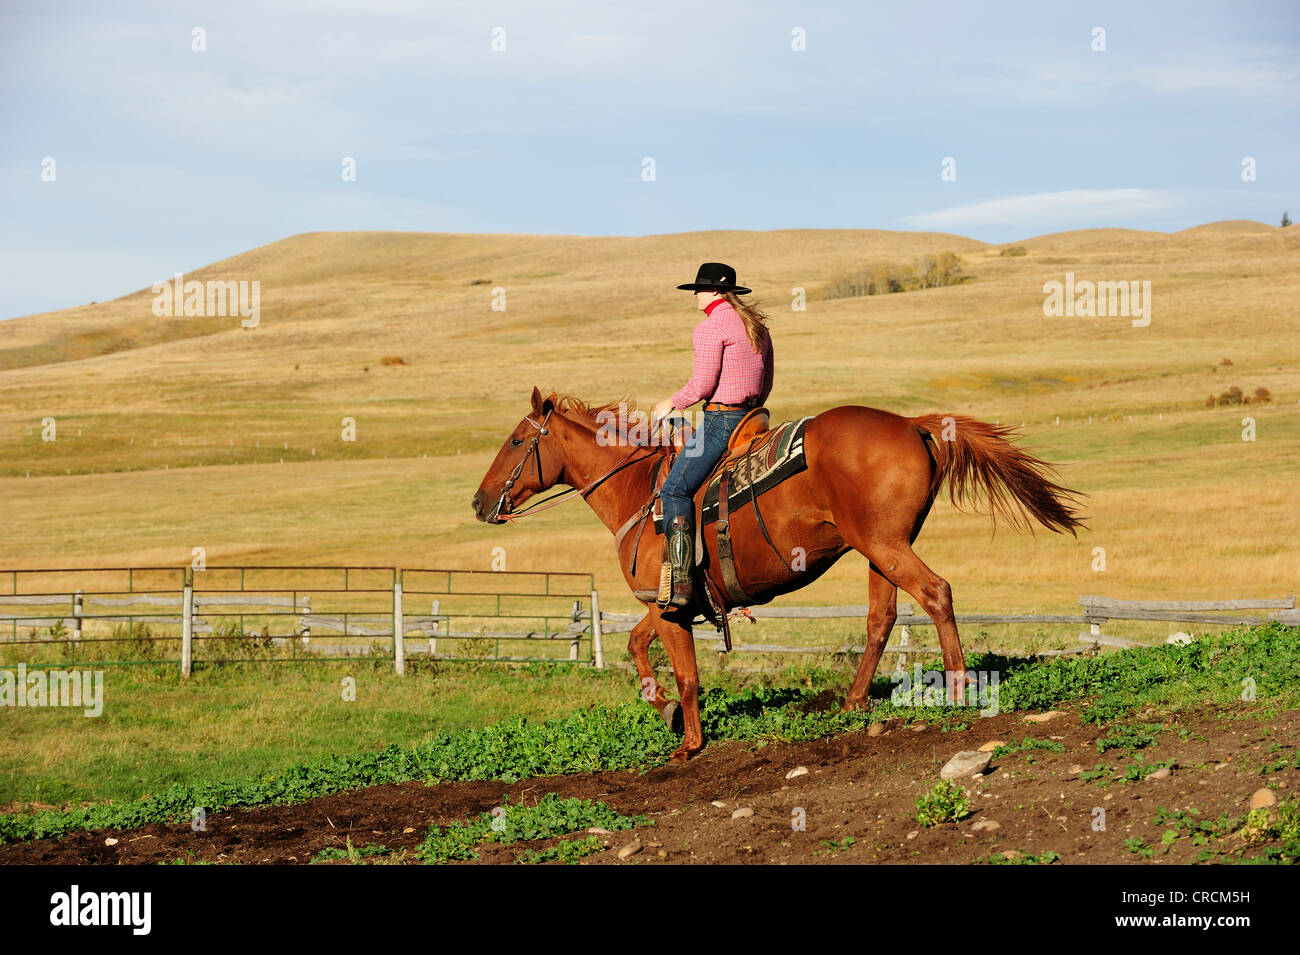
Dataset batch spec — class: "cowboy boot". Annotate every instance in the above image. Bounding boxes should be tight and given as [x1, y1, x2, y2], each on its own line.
[655, 515, 693, 608]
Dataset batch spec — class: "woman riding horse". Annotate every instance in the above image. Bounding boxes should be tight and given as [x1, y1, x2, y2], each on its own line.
[650, 263, 774, 609]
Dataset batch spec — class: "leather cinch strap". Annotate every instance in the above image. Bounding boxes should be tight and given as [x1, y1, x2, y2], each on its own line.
[715, 469, 751, 605]
[746, 438, 787, 565]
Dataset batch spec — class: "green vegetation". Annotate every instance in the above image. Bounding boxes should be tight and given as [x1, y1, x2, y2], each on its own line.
[1136, 802, 1300, 864]
[991, 621, 1300, 721]
[1236, 800, 1300, 864]
[1096, 723, 1165, 754]
[915, 780, 973, 827]
[815, 836, 857, 855]
[990, 737, 1067, 760]
[1259, 750, 1300, 775]
[310, 838, 392, 864]
[416, 795, 645, 864]
[3, 623, 1297, 847]
[0, 661, 638, 808]
[984, 849, 1060, 865]
[514, 835, 603, 865]
[1124, 837, 1155, 859]
[1120, 756, 1178, 782]
[1079, 763, 1113, 784]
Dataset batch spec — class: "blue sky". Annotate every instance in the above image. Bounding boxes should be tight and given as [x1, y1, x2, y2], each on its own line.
[1, 0, 1296, 318]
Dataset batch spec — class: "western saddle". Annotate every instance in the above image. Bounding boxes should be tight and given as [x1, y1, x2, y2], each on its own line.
[663, 407, 771, 482]
[624, 408, 774, 619]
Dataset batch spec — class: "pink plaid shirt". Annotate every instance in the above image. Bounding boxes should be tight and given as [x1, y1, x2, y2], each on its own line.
[670, 299, 774, 410]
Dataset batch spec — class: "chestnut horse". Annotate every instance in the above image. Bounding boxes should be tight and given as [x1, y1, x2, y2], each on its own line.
[472, 387, 1083, 762]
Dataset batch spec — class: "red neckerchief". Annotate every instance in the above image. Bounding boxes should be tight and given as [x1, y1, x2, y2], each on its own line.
[704, 297, 726, 316]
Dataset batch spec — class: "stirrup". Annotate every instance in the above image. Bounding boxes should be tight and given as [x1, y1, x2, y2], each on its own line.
[656, 561, 673, 608]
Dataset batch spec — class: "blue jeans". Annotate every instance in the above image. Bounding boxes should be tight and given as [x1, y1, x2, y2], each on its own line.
[660, 409, 747, 527]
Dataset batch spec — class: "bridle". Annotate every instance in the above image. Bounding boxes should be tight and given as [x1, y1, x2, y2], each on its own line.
[486, 407, 662, 523]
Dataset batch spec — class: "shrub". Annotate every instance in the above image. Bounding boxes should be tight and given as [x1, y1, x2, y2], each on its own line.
[823, 252, 967, 300]
[380, 356, 406, 366]
[915, 780, 972, 826]
[999, 246, 1027, 257]
[112, 622, 167, 662]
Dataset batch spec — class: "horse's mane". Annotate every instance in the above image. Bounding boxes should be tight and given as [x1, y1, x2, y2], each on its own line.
[550, 392, 639, 426]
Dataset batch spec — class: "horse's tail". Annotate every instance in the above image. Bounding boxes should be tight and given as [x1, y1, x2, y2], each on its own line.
[909, 414, 1086, 536]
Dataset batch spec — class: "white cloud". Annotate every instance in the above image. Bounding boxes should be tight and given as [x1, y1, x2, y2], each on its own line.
[898, 189, 1180, 229]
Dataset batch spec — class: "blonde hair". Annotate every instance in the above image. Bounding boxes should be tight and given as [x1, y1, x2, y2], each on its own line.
[721, 291, 771, 353]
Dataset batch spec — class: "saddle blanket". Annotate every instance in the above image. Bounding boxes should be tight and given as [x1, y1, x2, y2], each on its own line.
[653, 416, 812, 533]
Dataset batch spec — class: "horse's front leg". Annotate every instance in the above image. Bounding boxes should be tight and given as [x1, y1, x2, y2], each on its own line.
[627, 611, 679, 728]
[650, 606, 703, 761]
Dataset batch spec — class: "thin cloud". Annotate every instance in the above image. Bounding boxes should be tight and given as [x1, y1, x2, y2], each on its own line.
[898, 189, 1180, 229]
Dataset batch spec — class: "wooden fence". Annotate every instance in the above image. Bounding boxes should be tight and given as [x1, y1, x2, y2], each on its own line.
[0, 566, 604, 675]
[588, 594, 1298, 670]
[3, 564, 1292, 676]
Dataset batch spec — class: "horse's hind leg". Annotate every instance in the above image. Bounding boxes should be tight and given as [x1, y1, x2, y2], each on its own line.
[872, 543, 967, 704]
[839, 529, 967, 705]
[844, 564, 897, 710]
[627, 612, 677, 726]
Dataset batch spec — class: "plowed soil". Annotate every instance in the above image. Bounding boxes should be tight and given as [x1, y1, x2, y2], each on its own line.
[3, 702, 1296, 865]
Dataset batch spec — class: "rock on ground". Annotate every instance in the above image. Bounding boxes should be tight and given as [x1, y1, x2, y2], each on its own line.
[941, 751, 992, 780]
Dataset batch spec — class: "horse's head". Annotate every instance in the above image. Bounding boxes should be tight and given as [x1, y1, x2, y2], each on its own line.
[472, 387, 569, 523]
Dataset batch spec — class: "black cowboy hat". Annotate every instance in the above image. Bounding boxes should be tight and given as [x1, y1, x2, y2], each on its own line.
[676, 262, 751, 295]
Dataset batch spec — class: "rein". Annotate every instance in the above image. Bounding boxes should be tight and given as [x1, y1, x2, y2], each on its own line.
[489, 410, 666, 523]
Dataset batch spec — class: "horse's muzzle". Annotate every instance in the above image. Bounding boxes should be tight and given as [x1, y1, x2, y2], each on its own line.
[472, 491, 508, 524]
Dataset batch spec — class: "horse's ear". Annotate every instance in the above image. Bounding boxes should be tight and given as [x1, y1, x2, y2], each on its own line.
[530, 387, 555, 417]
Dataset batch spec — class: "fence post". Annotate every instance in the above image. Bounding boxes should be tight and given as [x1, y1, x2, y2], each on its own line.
[72, 589, 83, 643]
[898, 623, 911, 672]
[299, 594, 311, 645]
[429, 599, 439, 658]
[569, 599, 581, 661]
[181, 581, 193, 678]
[393, 572, 405, 676]
[590, 589, 605, 669]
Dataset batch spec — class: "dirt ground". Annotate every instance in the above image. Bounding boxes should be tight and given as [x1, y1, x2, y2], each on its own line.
[3, 700, 1296, 865]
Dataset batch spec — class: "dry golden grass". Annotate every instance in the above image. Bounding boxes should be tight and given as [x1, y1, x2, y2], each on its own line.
[1, 221, 1296, 630]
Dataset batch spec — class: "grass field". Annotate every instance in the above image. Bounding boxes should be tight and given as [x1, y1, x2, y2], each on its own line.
[1, 221, 1295, 620]
[0, 661, 638, 808]
[1, 222, 1297, 810]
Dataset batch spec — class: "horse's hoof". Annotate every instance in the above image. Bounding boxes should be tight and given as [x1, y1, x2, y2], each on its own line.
[660, 700, 684, 734]
[842, 697, 875, 713]
[668, 745, 698, 763]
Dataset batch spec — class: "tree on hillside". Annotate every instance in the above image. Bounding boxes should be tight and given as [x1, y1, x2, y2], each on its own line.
[1283, 211, 1292, 227]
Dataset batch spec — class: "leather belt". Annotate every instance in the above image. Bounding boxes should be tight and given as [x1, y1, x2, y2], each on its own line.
[704, 399, 756, 412]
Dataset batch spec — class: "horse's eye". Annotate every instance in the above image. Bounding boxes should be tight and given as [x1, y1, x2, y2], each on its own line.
[511, 438, 523, 447]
